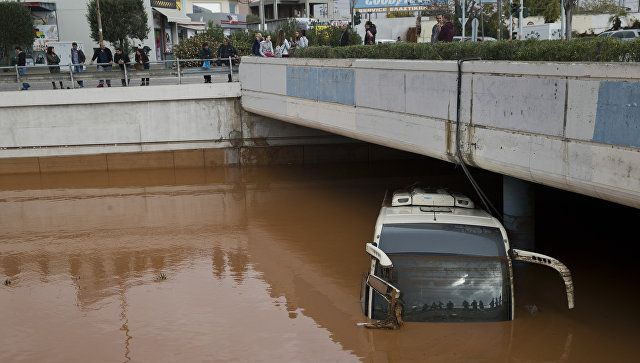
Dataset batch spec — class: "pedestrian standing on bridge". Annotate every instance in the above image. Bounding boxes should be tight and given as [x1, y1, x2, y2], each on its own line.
[275, 29, 291, 58]
[15, 46, 30, 91]
[297, 30, 309, 49]
[199, 42, 213, 83]
[339, 25, 350, 46]
[114, 48, 131, 87]
[135, 47, 150, 86]
[217, 37, 238, 83]
[91, 42, 113, 87]
[259, 35, 274, 57]
[431, 14, 443, 43]
[438, 14, 455, 42]
[70, 42, 86, 88]
[251, 33, 263, 56]
[46, 46, 64, 90]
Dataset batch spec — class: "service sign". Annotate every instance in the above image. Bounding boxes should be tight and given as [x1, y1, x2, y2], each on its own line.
[354, 0, 447, 12]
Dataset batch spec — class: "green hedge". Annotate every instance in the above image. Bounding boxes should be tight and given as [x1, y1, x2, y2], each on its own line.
[292, 38, 640, 62]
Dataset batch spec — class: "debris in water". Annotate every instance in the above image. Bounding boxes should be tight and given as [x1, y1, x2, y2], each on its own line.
[4, 279, 10, 286]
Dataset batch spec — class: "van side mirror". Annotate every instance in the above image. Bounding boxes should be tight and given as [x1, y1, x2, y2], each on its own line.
[366, 242, 393, 267]
[511, 249, 575, 309]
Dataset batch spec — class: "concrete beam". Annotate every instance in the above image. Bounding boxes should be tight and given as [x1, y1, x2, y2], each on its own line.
[239, 58, 640, 209]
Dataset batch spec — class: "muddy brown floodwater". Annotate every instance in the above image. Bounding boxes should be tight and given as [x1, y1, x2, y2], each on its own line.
[1, 161, 638, 362]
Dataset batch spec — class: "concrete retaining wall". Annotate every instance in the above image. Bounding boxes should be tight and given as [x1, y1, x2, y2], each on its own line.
[0, 83, 415, 174]
[240, 57, 640, 208]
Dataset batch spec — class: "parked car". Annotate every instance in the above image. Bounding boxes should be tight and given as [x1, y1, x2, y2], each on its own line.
[599, 29, 639, 41]
[452, 36, 497, 42]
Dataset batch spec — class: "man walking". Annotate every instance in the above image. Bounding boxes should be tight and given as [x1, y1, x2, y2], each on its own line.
[70, 42, 86, 88]
[15, 46, 30, 91]
[438, 14, 455, 42]
[91, 42, 113, 87]
[431, 15, 443, 43]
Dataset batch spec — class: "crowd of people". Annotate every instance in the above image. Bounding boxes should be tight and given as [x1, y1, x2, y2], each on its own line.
[12, 18, 457, 91]
[251, 29, 309, 57]
[14, 41, 152, 90]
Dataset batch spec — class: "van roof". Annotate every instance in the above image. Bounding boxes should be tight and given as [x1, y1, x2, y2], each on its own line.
[378, 205, 502, 229]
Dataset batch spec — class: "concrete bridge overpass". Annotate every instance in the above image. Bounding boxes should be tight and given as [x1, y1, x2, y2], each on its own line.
[240, 57, 640, 209]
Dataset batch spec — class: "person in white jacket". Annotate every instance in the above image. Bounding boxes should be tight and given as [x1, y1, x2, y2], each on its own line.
[259, 35, 274, 57]
[297, 30, 309, 48]
[276, 29, 290, 58]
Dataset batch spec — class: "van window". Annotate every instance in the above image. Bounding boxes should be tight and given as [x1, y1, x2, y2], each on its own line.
[379, 223, 505, 257]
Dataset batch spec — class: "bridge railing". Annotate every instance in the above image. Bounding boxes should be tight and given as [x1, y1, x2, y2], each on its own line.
[0, 57, 239, 90]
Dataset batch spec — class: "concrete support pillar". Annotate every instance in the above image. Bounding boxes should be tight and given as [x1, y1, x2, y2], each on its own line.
[305, 0, 310, 17]
[503, 176, 535, 250]
[274, 0, 278, 20]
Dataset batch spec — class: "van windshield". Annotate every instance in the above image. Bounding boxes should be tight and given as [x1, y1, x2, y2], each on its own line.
[372, 255, 511, 322]
[372, 223, 511, 322]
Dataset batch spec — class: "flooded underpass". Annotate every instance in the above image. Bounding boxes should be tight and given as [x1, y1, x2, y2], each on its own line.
[1, 159, 638, 362]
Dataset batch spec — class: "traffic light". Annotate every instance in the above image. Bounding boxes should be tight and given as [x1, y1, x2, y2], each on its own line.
[511, 3, 520, 15]
[354, 11, 362, 26]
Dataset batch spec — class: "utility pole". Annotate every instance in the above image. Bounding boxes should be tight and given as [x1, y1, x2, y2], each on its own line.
[509, 0, 513, 39]
[560, 0, 566, 39]
[518, 0, 523, 40]
[462, 0, 466, 39]
[96, 0, 104, 43]
[259, 0, 265, 31]
[497, 0, 502, 40]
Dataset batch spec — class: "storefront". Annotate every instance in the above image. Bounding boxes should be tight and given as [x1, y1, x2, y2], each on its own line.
[151, 0, 196, 60]
[24, 2, 60, 64]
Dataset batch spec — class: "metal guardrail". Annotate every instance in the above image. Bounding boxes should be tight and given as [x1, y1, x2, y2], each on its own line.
[0, 57, 239, 90]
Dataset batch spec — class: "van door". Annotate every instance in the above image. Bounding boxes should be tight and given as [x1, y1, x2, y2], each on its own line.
[511, 249, 575, 309]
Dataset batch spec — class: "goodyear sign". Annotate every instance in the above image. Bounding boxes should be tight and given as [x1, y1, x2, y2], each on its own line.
[354, 0, 446, 12]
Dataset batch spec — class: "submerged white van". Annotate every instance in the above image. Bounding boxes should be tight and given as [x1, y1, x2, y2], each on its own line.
[360, 188, 574, 329]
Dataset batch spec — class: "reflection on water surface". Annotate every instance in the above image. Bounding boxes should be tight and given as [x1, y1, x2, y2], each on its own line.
[1, 162, 638, 362]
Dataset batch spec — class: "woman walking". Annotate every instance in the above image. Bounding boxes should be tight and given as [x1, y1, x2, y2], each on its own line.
[46, 46, 64, 89]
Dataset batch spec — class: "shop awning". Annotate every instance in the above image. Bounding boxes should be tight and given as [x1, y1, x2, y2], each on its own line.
[178, 22, 206, 31]
[153, 7, 192, 23]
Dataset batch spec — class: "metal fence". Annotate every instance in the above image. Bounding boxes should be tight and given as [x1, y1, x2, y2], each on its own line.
[0, 58, 239, 91]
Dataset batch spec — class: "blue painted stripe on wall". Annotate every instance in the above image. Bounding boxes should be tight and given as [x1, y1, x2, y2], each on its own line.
[594, 81, 640, 148]
[286, 66, 355, 105]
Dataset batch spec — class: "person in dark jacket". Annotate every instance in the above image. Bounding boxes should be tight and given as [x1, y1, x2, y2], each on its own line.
[70, 42, 86, 87]
[365, 21, 377, 43]
[251, 33, 262, 56]
[114, 48, 130, 86]
[431, 14, 443, 43]
[216, 37, 238, 82]
[339, 25, 350, 46]
[438, 14, 455, 42]
[46, 46, 64, 89]
[15, 46, 30, 90]
[135, 47, 150, 86]
[199, 42, 213, 83]
[91, 42, 113, 87]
